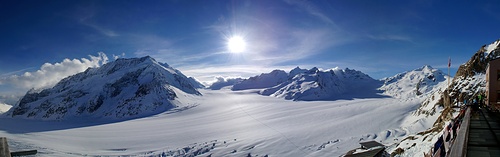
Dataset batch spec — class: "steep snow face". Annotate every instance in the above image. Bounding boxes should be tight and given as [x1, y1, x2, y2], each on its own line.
[187, 77, 205, 89]
[380, 65, 448, 99]
[484, 39, 500, 57]
[260, 67, 383, 101]
[231, 70, 288, 90]
[5, 56, 201, 120]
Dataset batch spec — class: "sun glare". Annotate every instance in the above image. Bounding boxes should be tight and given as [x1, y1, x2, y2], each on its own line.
[227, 36, 246, 53]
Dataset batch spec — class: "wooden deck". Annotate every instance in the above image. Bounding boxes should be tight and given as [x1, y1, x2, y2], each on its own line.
[0, 137, 37, 157]
[466, 108, 500, 157]
[0, 137, 11, 157]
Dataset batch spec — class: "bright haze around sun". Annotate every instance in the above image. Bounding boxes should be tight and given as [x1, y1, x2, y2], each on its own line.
[227, 36, 247, 53]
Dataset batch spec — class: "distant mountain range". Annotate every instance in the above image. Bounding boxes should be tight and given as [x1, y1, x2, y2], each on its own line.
[5, 42, 482, 120]
[232, 67, 385, 100]
[211, 65, 448, 101]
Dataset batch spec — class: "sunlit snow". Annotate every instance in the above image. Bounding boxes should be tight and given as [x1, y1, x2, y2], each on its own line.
[0, 87, 441, 156]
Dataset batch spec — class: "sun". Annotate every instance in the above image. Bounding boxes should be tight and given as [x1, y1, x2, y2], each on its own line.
[227, 36, 246, 53]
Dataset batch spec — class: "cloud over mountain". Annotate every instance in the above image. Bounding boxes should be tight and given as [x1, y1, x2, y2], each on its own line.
[0, 52, 109, 90]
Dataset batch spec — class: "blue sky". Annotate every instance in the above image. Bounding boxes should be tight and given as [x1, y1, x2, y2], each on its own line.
[1, 0, 500, 103]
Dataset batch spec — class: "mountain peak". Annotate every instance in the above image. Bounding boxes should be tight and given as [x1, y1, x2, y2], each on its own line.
[380, 65, 447, 98]
[289, 67, 307, 77]
[415, 65, 435, 72]
[231, 69, 288, 90]
[120, 56, 157, 65]
[308, 67, 320, 73]
[421, 65, 433, 69]
[7, 56, 201, 120]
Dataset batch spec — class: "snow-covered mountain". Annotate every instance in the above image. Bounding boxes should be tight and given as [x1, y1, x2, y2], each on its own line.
[380, 65, 448, 99]
[5, 56, 201, 120]
[228, 66, 451, 101]
[231, 67, 384, 101]
[231, 70, 288, 90]
[264, 67, 384, 100]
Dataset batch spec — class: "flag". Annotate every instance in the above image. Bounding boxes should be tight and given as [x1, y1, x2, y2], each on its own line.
[448, 57, 451, 68]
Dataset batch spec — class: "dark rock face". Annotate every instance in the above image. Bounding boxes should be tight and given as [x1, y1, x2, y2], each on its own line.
[431, 39, 499, 128]
[455, 48, 487, 79]
[449, 40, 499, 101]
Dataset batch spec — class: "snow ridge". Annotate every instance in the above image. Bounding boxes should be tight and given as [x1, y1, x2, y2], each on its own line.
[232, 67, 384, 101]
[380, 65, 448, 99]
[484, 39, 500, 57]
[5, 56, 201, 120]
[227, 65, 450, 101]
[231, 70, 288, 91]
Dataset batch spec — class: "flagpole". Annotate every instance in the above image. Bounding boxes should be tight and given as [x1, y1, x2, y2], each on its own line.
[448, 57, 451, 87]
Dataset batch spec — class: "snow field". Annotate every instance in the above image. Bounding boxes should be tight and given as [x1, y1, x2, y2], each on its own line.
[0, 89, 432, 156]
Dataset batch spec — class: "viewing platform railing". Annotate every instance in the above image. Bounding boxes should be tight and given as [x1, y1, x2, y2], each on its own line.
[447, 107, 471, 157]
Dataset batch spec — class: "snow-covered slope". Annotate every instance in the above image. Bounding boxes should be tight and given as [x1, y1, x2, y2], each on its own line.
[381, 65, 450, 131]
[187, 77, 205, 89]
[380, 65, 448, 99]
[5, 56, 201, 120]
[484, 39, 500, 58]
[0, 89, 430, 157]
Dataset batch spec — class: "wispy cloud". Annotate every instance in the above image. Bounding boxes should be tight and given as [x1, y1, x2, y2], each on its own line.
[76, 4, 119, 37]
[177, 1, 355, 85]
[0, 93, 22, 106]
[0, 52, 109, 90]
[0, 67, 37, 77]
[82, 22, 119, 37]
[130, 34, 185, 63]
[367, 34, 414, 42]
[276, 29, 338, 62]
[284, 0, 335, 25]
[128, 33, 230, 68]
[248, 27, 349, 66]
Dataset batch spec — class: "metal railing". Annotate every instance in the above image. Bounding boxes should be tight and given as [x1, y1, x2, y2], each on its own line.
[447, 107, 471, 157]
